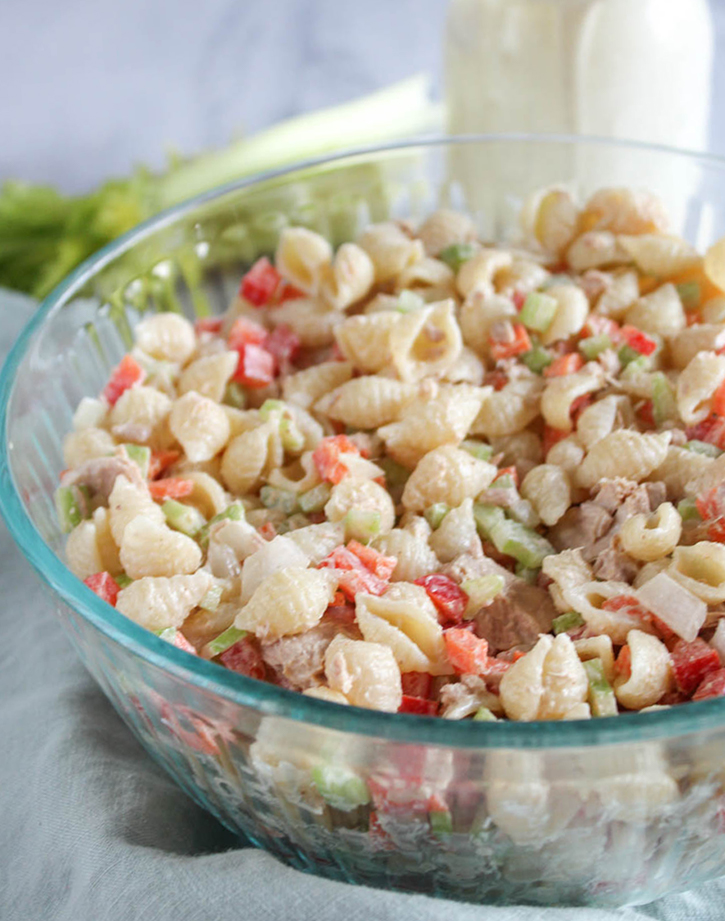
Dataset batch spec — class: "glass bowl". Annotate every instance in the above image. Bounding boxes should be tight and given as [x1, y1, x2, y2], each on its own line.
[3, 136, 725, 908]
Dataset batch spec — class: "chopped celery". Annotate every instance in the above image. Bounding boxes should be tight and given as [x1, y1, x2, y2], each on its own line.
[157, 627, 178, 643]
[123, 443, 151, 478]
[378, 457, 410, 486]
[429, 808, 453, 836]
[677, 497, 702, 523]
[543, 273, 573, 288]
[396, 290, 426, 313]
[54, 485, 91, 533]
[474, 504, 554, 568]
[311, 764, 370, 810]
[520, 345, 553, 374]
[259, 399, 285, 419]
[424, 503, 450, 530]
[461, 574, 505, 616]
[223, 381, 246, 408]
[553, 611, 585, 635]
[676, 281, 701, 311]
[519, 292, 557, 332]
[197, 501, 245, 548]
[651, 372, 678, 426]
[344, 508, 381, 542]
[515, 563, 538, 584]
[199, 584, 223, 612]
[460, 439, 493, 462]
[620, 354, 652, 380]
[115, 573, 133, 589]
[618, 346, 651, 369]
[492, 473, 516, 490]
[299, 482, 332, 513]
[472, 706, 498, 722]
[162, 499, 206, 536]
[280, 417, 305, 453]
[260, 485, 299, 515]
[439, 242, 477, 272]
[583, 658, 618, 718]
[202, 625, 247, 659]
[684, 439, 722, 458]
[579, 334, 612, 361]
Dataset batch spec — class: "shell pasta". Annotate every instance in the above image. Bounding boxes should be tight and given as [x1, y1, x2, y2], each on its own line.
[58, 185, 725, 720]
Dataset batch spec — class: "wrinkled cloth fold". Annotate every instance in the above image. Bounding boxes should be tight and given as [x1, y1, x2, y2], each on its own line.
[2, 289, 725, 920]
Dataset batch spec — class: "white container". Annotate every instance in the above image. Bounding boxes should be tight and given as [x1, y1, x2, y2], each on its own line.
[445, 0, 715, 228]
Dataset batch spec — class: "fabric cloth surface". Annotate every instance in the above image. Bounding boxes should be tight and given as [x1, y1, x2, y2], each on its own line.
[2, 288, 725, 920]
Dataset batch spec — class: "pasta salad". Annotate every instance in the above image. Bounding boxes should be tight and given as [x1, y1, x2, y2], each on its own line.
[57, 186, 725, 721]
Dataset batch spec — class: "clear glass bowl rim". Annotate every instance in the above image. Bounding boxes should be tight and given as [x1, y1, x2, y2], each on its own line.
[4, 132, 725, 749]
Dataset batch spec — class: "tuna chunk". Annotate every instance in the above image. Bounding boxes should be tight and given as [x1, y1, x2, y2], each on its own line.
[592, 547, 640, 582]
[261, 622, 360, 691]
[591, 478, 641, 514]
[549, 503, 613, 559]
[440, 553, 514, 588]
[644, 481, 667, 511]
[474, 579, 558, 654]
[61, 452, 144, 501]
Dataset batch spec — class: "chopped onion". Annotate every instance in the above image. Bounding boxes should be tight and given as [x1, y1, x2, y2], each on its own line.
[635, 572, 707, 642]
[711, 619, 725, 665]
[240, 535, 310, 604]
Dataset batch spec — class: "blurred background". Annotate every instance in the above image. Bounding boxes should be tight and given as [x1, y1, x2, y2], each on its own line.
[3, 0, 725, 193]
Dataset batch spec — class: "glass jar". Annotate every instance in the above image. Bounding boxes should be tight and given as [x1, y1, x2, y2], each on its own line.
[445, 0, 715, 230]
[446, 0, 714, 151]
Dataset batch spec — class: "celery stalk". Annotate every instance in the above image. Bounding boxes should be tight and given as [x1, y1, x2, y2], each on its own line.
[202, 625, 247, 659]
[123, 444, 151, 478]
[460, 440, 493, 462]
[344, 509, 381, 542]
[425, 503, 450, 530]
[519, 292, 557, 332]
[55, 485, 91, 533]
[311, 764, 370, 810]
[684, 440, 722, 458]
[162, 499, 206, 536]
[461, 575, 505, 616]
[197, 501, 245, 549]
[553, 611, 584, 635]
[583, 658, 618, 717]
[260, 486, 299, 516]
[299, 483, 332, 514]
[677, 497, 702, 523]
[651, 373, 678, 426]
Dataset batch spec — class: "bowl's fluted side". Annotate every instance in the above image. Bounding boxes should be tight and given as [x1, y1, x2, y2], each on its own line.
[6, 137, 725, 906]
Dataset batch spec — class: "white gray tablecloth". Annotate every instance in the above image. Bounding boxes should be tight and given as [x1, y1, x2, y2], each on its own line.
[3, 290, 725, 920]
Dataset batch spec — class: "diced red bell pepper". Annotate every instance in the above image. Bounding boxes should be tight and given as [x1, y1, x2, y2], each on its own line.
[686, 415, 725, 451]
[337, 569, 388, 600]
[693, 668, 725, 701]
[346, 541, 397, 580]
[219, 637, 266, 679]
[265, 324, 301, 369]
[489, 323, 532, 362]
[543, 424, 569, 455]
[170, 631, 197, 654]
[570, 394, 593, 423]
[712, 379, 725, 418]
[512, 290, 527, 312]
[102, 354, 145, 406]
[232, 343, 276, 388]
[401, 672, 433, 699]
[227, 316, 269, 349]
[312, 434, 361, 485]
[194, 317, 223, 335]
[258, 522, 277, 540]
[318, 545, 365, 572]
[148, 449, 180, 480]
[239, 257, 282, 307]
[398, 695, 439, 716]
[671, 638, 721, 695]
[484, 369, 509, 392]
[544, 353, 585, 378]
[620, 325, 657, 356]
[602, 594, 676, 641]
[696, 484, 725, 522]
[148, 477, 195, 500]
[687, 311, 703, 327]
[83, 572, 121, 606]
[276, 281, 306, 303]
[615, 644, 632, 680]
[444, 628, 490, 675]
[637, 399, 656, 428]
[493, 465, 519, 487]
[414, 574, 469, 626]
